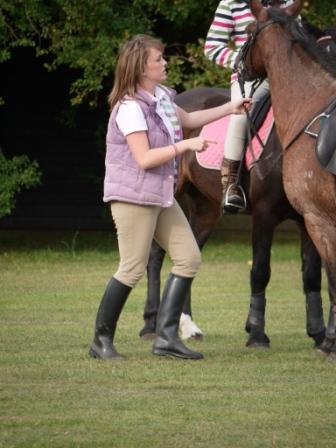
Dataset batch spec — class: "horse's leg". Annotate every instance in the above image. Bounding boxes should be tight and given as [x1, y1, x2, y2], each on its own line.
[179, 191, 221, 340]
[303, 217, 336, 359]
[318, 264, 336, 360]
[297, 222, 326, 348]
[245, 213, 275, 348]
[139, 240, 166, 340]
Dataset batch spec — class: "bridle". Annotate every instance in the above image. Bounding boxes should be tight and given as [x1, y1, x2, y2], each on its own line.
[235, 19, 275, 84]
[236, 13, 336, 154]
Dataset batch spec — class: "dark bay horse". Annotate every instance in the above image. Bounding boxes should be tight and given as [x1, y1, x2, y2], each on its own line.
[239, 0, 336, 358]
[142, 84, 326, 349]
[141, 17, 336, 350]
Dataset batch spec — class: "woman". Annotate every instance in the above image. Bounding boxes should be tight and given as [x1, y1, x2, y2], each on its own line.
[204, 0, 293, 212]
[89, 34, 250, 361]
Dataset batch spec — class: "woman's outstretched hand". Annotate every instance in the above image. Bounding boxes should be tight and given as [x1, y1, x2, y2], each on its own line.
[177, 137, 217, 154]
[231, 97, 252, 114]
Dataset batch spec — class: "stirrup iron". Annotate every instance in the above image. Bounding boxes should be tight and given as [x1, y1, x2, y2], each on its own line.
[224, 184, 247, 209]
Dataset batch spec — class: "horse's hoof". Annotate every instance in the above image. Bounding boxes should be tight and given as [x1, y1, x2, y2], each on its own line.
[245, 330, 270, 349]
[179, 313, 204, 341]
[139, 320, 156, 340]
[315, 347, 329, 357]
[312, 330, 326, 349]
[327, 352, 336, 362]
[140, 332, 156, 341]
[316, 337, 334, 355]
[326, 340, 336, 361]
[246, 341, 270, 349]
[191, 333, 204, 341]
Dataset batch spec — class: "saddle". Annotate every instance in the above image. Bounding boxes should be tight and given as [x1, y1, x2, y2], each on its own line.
[197, 93, 274, 172]
[313, 100, 336, 174]
[249, 91, 271, 137]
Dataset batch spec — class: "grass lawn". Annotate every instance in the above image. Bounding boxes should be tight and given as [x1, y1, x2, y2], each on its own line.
[0, 229, 335, 448]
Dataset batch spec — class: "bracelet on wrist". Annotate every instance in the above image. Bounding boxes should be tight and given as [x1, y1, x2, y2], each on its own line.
[172, 144, 179, 157]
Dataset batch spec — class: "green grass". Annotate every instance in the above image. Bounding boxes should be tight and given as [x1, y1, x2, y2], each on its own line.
[0, 229, 335, 448]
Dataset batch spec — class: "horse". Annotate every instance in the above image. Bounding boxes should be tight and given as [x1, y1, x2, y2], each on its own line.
[238, 0, 336, 358]
[140, 17, 336, 349]
[141, 85, 326, 349]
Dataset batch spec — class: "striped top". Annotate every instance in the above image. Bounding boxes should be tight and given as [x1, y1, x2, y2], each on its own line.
[160, 96, 183, 143]
[158, 93, 182, 186]
[204, 0, 293, 82]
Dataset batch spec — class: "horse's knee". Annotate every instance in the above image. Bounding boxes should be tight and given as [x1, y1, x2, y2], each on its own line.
[250, 264, 270, 292]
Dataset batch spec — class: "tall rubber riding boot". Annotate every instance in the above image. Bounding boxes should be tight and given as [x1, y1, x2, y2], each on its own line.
[221, 158, 246, 213]
[89, 277, 131, 360]
[152, 274, 203, 360]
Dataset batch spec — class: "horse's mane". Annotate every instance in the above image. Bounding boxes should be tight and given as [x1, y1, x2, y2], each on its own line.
[267, 7, 336, 77]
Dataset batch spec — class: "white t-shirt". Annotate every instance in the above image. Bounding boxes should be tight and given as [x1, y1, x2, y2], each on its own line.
[115, 86, 177, 143]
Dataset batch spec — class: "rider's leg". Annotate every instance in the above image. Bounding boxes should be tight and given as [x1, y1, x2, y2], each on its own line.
[222, 79, 270, 213]
[222, 80, 249, 213]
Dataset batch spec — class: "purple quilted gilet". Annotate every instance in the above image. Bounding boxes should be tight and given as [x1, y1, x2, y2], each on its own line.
[103, 86, 180, 208]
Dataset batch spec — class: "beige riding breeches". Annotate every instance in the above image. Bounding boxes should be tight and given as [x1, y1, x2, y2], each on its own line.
[110, 199, 202, 288]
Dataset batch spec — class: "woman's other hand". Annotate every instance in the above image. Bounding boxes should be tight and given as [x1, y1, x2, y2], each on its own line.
[231, 97, 252, 114]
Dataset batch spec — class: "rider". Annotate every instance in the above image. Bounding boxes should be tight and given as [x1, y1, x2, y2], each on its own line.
[204, 0, 294, 213]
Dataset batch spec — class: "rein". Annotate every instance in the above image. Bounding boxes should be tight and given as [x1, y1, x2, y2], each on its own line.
[238, 79, 270, 180]
[235, 21, 277, 180]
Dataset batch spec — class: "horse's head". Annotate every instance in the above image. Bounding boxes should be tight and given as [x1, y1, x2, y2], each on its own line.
[250, 0, 303, 19]
[235, 0, 304, 81]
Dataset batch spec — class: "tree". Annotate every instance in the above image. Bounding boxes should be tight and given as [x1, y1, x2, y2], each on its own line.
[0, 0, 333, 218]
[0, 0, 227, 105]
[1, 0, 332, 104]
[0, 149, 41, 218]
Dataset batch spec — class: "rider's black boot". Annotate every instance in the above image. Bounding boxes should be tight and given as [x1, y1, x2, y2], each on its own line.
[152, 274, 203, 360]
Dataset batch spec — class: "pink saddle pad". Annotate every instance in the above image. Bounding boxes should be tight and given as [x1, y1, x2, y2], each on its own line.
[196, 107, 274, 171]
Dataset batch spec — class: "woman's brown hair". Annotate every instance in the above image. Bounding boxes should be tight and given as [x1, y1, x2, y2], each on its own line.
[108, 34, 164, 110]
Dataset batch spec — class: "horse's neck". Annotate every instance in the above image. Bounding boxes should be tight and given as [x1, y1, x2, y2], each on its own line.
[262, 29, 336, 147]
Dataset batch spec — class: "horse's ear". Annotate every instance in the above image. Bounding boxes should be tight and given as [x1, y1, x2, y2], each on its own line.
[250, 0, 268, 20]
[283, 0, 304, 17]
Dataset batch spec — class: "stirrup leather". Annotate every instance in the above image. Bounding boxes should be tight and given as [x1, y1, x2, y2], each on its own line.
[224, 183, 247, 209]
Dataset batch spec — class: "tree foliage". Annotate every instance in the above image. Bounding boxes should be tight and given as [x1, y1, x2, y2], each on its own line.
[0, 0, 222, 105]
[0, 150, 41, 218]
[1, 1, 332, 104]
[302, 0, 336, 30]
[0, 0, 333, 218]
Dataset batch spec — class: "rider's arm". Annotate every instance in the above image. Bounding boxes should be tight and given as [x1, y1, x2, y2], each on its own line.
[204, 0, 240, 70]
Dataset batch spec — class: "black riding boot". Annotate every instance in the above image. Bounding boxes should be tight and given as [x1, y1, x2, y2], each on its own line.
[89, 277, 131, 360]
[152, 274, 203, 360]
[221, 158, 246, 213]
